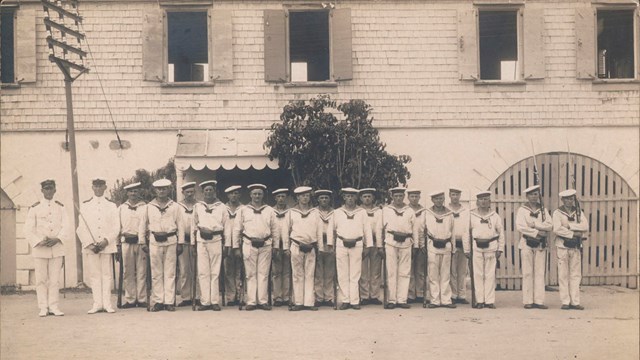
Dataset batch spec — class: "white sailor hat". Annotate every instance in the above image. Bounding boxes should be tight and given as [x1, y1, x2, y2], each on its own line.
[407, 189, 421, 195]
[247, 184, 267, 191]
[476, 191, 492, 198]
[152, 179, 172, 188]
[315, 189, 333, 196]
[341, 187, 359, 195]
[272, 188, 289, 195]
[224, 185, 242, 193]
[429, 190, 445, 198]
[199, 180, 217, 189]
[359, 188, 376, 195]
[524, 185, 540, 194]
[389, 187, 406, 194]
[181, 181, 197, 190]
[40, 179, 56, 188]
[92, 177, 107, 185]
[449, 187, 462, 193]
[559, 189, 577, 198]
[124, 182, 142, 191]
[294, 186, 313, 195]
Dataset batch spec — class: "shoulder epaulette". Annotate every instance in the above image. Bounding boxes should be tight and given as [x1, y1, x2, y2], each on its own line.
[31, 201, 40, 208]
[83, 197, 93, 203]
[54, 200, 64, 207]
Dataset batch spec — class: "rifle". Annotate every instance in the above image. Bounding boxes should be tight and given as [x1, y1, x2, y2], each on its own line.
[145, 232, 151, 312]
[288, 251, 294, 310]
[268, 256, 273, 307]
[62, 256, 66, 299]
[382, 246, 388, 308]
[112, 254, 117, 293]
[117, 251, 124, 308]
[567, 141, 582, 222]
[422, 244, 428, 308]
[333, 250, 338, 310]
[468, 231, 476, 308]
[174, 245, 180, 307]
[220, 243, 226, 307]
[238, 250, 245, 310]
[192, 236, 198, 311]
[531, 140, 547, 222]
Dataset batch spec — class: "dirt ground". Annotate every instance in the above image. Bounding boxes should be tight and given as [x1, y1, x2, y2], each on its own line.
[1, 286, 638, 360]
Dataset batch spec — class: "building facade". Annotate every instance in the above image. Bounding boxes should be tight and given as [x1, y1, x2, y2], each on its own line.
[1, 0, 638, 288]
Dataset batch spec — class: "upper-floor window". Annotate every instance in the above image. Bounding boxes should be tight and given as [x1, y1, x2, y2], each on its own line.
[289, 11, 330, 82]
[1, 7, 15, 84]
[597, 9, 635, 79]
[167, 11, 208, 82]
[479, 10, 519, 81]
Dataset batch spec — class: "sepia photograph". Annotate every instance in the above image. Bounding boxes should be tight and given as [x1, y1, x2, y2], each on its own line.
[0, 0, 638, 359]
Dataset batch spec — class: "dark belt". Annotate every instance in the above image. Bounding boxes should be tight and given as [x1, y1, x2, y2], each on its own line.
[152, 231, 177, 243]
[455, 238, 463, 249]
[523, 234, 547, 249]
[474, 236, 499, 249]
[428, 234, 451, 249]
[337, 235, 362, 248]
[559, 236, 583, 249]
[200, 229, 224, 241]
[389, 231, 411, 243]
[123, 234, 139, 244]
[243, 233, 271, 248]
[292, 239, 317, 253]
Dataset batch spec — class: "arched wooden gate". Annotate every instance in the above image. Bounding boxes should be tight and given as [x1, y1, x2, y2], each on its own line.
[490, 153, 638, 290]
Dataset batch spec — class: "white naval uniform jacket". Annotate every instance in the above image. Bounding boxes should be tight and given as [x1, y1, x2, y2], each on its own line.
[331, 207, 373, 248]
[282, 207, 323, 249]
[467, 210, 505, 253]
[178, 201, 195, 243]
[118, 200, 146, 245]
[141, 199, 185, 246]
[552, 206, 589, 249]
[420, 207, 455, 254]
[25, 198, 70, 259]
[273, 207, 289, 250]
[232, 204, 280, 248]
[516, 205, 553, 250]
[362, 206, 384, 248]
[316, 208, 335, 252]
[451, 205, 470, 250]
[225, 204, 243, 249]
[192, 200, 230, 245]
[77, 196, 119, 254]
[382, 205, 420, 249]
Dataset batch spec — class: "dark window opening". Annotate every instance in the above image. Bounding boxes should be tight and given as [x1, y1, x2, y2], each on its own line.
[289, 11, 330, 82]
[1, 7, 15, 84]
[168, 12, 208, 82]
[479, 10, 518, 80]
[597, 10, 635, 79]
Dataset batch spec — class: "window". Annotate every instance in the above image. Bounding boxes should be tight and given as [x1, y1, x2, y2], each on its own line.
[289, 11, 330, 82]
[1, 7, 15, 84]
[167, 11, 208, 82]
[479, 10, 519, 81]
[597, 10, 635, 79]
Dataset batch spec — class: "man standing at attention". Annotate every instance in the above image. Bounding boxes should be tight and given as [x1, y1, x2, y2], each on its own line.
[176, 182, 197, 307]
[223, 185, 243, 306]
[314, 189, 335, 307]
[358, 188, 384, 306]
[449, 187, 470, 305]
[271, 188, 291, 307]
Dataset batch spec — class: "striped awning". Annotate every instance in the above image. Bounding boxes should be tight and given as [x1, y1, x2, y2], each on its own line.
[174, 129, 279, 171]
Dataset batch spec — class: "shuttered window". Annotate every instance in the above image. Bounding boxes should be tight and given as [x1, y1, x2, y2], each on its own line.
[0, 7, 15, 84]
[1, 7, 36, 85]
[264, 8, 352, 83]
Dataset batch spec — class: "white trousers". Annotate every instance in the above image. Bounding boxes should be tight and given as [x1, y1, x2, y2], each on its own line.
[224, 250, 242, 303]
[521, 246, 546, 305]
[408, 250, 427, 299]
[428, 252, 452, 305]
[34, 256, 63, 311]
[314, 251, 336, 302]
[197, 241, 222, 305]
[122, 243, 147, 304]
[291, 244, 316, 306]
[450, 247, 468, 300]
[385, 245, 412, 304]
[359, 247, 382, 300]
[177, 244, 193, 303]
[336, 245, 363, 305]
[557, 247, 581, 306]
[272, 250, 291, 302]
[472, 251, 496, 304]
[87, 253, 114, 310]
[150, 245, 177, 305]
[242, 243, 272, 306]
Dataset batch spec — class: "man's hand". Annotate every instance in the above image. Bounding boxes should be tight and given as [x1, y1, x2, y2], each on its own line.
[36, 238, 49, 247]
[326, 245, 334, 253]
[537, 230, 548, 237]
[45, 237, 61, 247]
[419, 246, 427, 254]
[573, 231, 583, 238]
[284, 249, 291, 257]
[91, 243, 102, 254]
[465, 252, 470, 259]
[99, 238, 109, 249]
[377, 248, 385, 259]
[496, 250, 503, 259]
[177, 244, 184, 256]
[272, 247, 280, 258]
[233, 248, 242, 259]
[141, 245, 149, 254]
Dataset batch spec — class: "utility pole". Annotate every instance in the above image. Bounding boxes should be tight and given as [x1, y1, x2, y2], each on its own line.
[42, 0, 89, 284]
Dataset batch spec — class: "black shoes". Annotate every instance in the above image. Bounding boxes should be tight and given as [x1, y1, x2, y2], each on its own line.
[151, 303, 164, 312]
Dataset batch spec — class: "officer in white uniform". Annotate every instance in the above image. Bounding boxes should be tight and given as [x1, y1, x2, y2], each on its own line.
[553, 189, 589, 310]
[271, 188, 291, 307]
[358, 188, 384, 305]
[117, 182, 147, 308]
[331, 188, 372, 310]
[449, 187, 470, 305]
[516, 185, 552, 309]
[382, 187, 420, 309]
[77, 177, 119, 314]
[193, 180, 229, 311]
[176, 182, 197, 306]
[467, 191, 504, 309]
[283, 186, 322, 311]
[233, 184, 280, 311]
[142, 179, 185, 312]
[223, 185, 243, 306]
[25, 179, 70, 317]
[314, 190, 335, 307]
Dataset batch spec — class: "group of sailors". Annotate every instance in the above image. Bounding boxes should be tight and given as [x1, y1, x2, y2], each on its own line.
[25, 177, 589, 317]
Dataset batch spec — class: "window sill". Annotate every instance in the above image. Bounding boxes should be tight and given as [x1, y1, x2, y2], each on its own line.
[161, 81, 215, 88]
[1, 83, 21, 89]
[592, 79, 640, 91]
[283, 81, 338, 88]
[592, 78, 639, 84]
[474, 80, 526, 85]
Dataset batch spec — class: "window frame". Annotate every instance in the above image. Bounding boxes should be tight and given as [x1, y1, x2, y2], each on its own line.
[475, 5, 525, 84]
[0, 5, 18, 87]
[592, 4, 639, 83]
[284, 6, 335, 86]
